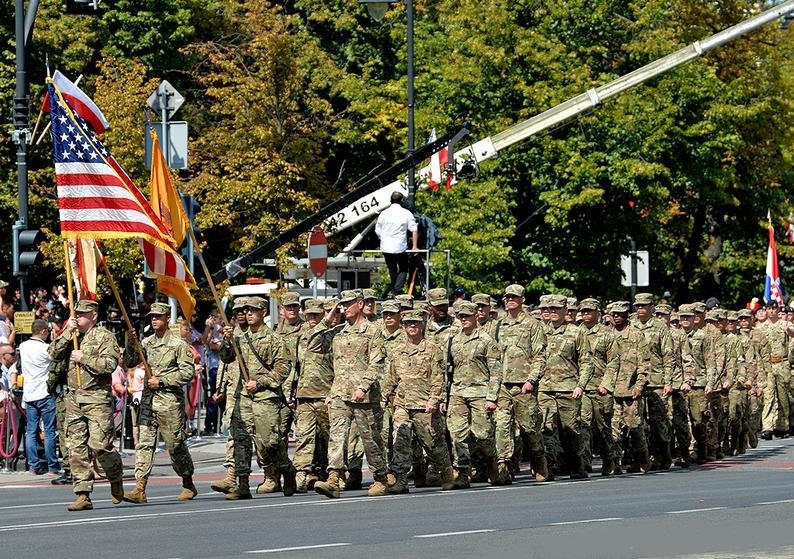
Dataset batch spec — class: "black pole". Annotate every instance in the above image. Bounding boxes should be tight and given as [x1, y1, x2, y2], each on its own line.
[13, 0, 30, 310]
[406, 0, 415, 211]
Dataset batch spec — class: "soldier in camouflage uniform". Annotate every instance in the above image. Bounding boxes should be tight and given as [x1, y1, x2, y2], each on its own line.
[445, 301, 502, 488]
[702, 307, 730, 459]
[292, 299, 341, 492]
[724, 311, 748, 455]
[382, 310, 453, 493]
[609, 301, 651, 474]
[47, 356, 72, 485]
[738, 308, 764, 448]
[493, 284, 547, 483]
[315, 290, 390, 499]
[759, 302, 791, 438]
[122, 302, 197, 504]
[579, 298, 619, 476]
[49, 300, 124, 511]
[538, 295, 593, 479]
[378, 300, 405, 473]
[426, 288, 461, 345]
[473, 293, 498, 339]
[659, 304, 694, 467]
[219, 296, 295, 499]
[631, 293, 676, 470]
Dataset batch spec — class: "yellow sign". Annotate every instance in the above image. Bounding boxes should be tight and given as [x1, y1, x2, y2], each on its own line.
[14, 311, 36, 335]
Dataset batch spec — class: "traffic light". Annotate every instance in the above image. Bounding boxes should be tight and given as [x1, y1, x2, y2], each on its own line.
[12, 225, 44, 277]
[180, 193, 201, 273]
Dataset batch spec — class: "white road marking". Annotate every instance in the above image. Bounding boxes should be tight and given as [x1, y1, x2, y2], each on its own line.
[548, 517, 622, 526]
[414, 529, 495, 538]
[665, 507, 727, 514]
[756, 498, 794, 505]
[245, 543, 351, 554]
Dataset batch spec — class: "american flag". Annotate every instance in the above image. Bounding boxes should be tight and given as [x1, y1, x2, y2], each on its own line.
[48, 82, 196, 286]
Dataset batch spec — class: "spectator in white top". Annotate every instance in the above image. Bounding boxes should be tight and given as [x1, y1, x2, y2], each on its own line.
[19, 319, 60, 475]
[375, 191, 419, 296]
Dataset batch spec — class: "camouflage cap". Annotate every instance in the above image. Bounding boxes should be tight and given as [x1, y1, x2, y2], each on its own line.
[401, 309, 425, 322]
[472, 293, 492, 306]
[428, 288, 449, 307]
[692, 301, 707, 313]
[395, 294, 414, 310]
[232, 297, 250, 311]
[381, 299, 400, 314]
[147, 301, 171, 315]
[634, 292, 654, 305]
[578, 297, 600, 312]
[538, 294, 552, 308]
[74, 299, 99, 313]
[455, 301, 477, 316]
[504, 284, 525, 297]
[304, 299, 325, 314]
[705, 310, 720, 322]
[247, 296, 267, 310]
[670, 312, 680, 322]
[610, 300, 630, 313]
[361, 288, 377, 300]
[323, 298, 339, 311]
[677, 304, 695, 317]
[726, 310, 739, 321]
[546, 294, 568, 308]
[737, 309, 752, 319]
[714, 309, 727, 320]
[281, 291, 300, 306]
[655, 303, 672, 315]
[339, 290, 361, 304]
[566, 297, 578, 310]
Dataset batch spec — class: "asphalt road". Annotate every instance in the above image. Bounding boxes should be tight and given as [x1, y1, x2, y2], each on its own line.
[2, 440, 794, 559]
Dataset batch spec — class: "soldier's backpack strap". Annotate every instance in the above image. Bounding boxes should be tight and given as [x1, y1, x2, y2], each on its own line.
[243, 332, 287, 403]
[495, 321, 502, 343]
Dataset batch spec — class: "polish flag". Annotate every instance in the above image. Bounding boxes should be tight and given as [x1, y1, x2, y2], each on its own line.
[43, 70, 110, 134]
[427, 129, 453, 191]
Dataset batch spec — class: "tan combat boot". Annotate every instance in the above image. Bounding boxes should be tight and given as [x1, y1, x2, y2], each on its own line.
[452, 467, 470, 489]
[122, 479, 148, 504]
[368, 474, 389, 496]
[440, 466, 455, 491]
[178, 476, 198, 501]
[257, 466, 280, 494]
[282, 469, 297, 497]
[67, 492, 93, 511]
[387, 473, 409, 494]
[487, 460, 500, 485]
[314, 469, 341, 499]
[493, 461, 512, 486]
[226, 475, 252, 500]
[295, 471, 309, 494]
[344, 468, 362, 491]
[110, 477, 125, 504]
[532, 453, 552, 482]
[210, 466, 237, 494]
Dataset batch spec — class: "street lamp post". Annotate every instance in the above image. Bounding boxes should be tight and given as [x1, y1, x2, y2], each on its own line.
[359, 0, 416, 211]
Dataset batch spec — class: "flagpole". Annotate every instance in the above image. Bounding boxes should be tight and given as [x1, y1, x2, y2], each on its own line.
[187, 227, 250, 382]
[62, 240, 83, 389]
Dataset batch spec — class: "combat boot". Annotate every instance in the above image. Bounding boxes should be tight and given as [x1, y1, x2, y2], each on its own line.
[367, 474, 389, 496]
[177, 476, 198, 501]
[67, 492, 93, 511]
[493, 461, 512, 486]
[748, 429, 759, 448]
[344, 468, 362, 491]
[487, 460, 500, 485]
[413, 465, 427, 488]
[110, 477, 125, 504]
[452, 467, 470, 489]
[210, 466, 237, 494]
[532, 453, 552, 482]
[295, 471, 309, 494]
[226, 475, 252, 500]
[440, 466, 455, 491]
[122, 479, 148, 504]
[257, 466, 280, 494]
[315, 469, 341, 499]
[601, 457, 613, 477]
[386, 472, 397, 487]
[282, 469, 297, 497]
[388, 473, 409, 494]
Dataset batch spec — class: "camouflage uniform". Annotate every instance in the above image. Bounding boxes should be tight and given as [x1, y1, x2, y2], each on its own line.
[538, 295, 593, 478]
[669, 325, 694, 465]
[123, 320, 196, 484]
[759, 318, 790, 434]
[724, 312, 748, 455]
[703, 314, 729, 459]
[446, 301, 502, 484]
[49, 307, 123, 500]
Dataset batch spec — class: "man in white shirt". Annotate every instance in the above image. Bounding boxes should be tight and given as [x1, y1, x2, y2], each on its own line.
[19, 319, 60, 475]
[375, 191, 419, 296]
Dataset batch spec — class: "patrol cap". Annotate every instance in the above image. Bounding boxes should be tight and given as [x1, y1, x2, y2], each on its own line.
[74, 299, 99, 313]
[538, 294, 552, 308]
[705, 310, 720, 322]
[578, 298, 600, 312]
[304, 299, 324, 314]
[504, 284, 525, 297]
[428, 288, 449, 307]
[726, 310, 739, 321]
[233, 297, 249, 311]
[655, 303, 672, 315]
[714, 309, 727, 320]
[472, 293, 492, 306]
[339, 290, 361, 304]
[566, 297, 578, 310]
[281, 292, 300, 306]
[670, 312, 680, 322]
[362, 288, 377, 300]
[610, 301, 630, 313]
[246, 296, 267, 310]
[692, 302, 707, 314]
[455, 301, 477, 316]
[395, 294, 414, 310]
[737, 309, 752, 319]
[677, 304, 695, 317]
[381, 300, 400, 314]
[634, 293, 654, 305]
[147, 302, 171, 316]
[401, 309, 425, 322]
[323, 298, 339, 311]
[545, 294, 568, 309]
